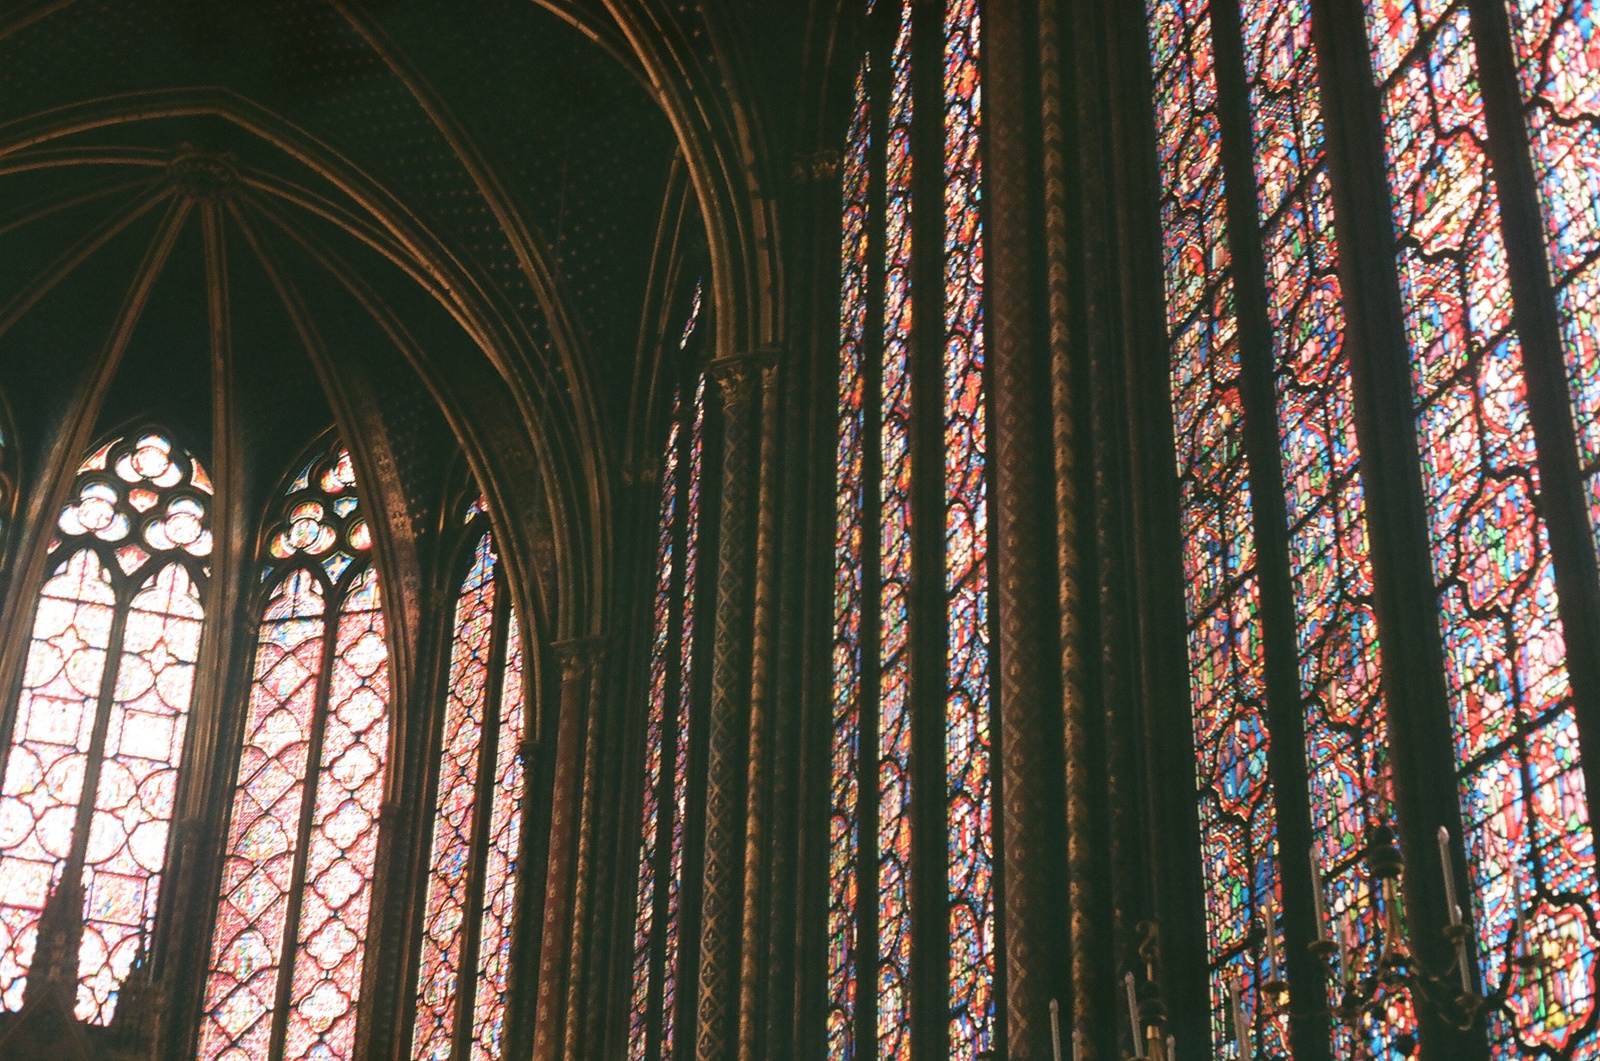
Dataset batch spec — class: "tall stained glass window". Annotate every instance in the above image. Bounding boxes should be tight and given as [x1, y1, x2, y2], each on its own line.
[0, 429, 211, 1025]
[198, 443, 391, 1061]
[627, 283, 707, 1061]
[1508, 0, 1600, 550]
[410, 500, 529, 1061]
[1362, 2, 1599, 1055]
[1144, 2, 1287, 1052]
[826, 2, 993, 1060]
[1145, 0, 1600, 1056]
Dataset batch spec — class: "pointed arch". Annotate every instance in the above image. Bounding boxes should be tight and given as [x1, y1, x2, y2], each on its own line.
[408, 496, 530, 1061]
[198, 439, 392, 1061]
[0, 426, 211, 1025]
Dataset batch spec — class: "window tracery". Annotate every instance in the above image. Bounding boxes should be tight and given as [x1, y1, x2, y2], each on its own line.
[0, 428, 210, 1027]
[198, 442, 391, 1061]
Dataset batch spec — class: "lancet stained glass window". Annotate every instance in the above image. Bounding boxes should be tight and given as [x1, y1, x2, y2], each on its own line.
[411, 503, 528, 1061]
[1361, 2, 1600, 1054]
[1143, 2, 1289, 1052]
[1236, 0, 1417, 1053]
[827, 56, 872, 1061]
[627, 284, 706, 1061]
[1147, 0, 1600, 1056]
[198, 443, 391, 1061]
[0, 429, 210, 1026]
[826, 2, 994, 1059]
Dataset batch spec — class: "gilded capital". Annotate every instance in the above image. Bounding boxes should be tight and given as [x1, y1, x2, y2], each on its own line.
[551, 636, 605, 682]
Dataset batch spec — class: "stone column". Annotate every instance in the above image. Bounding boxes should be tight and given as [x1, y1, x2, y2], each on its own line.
[737, 360, 783, 1061]
[987, 4, 1069, 1060]
[532, 637, 602, 1061]
[563, 640, 609, 1061]
[694, 355, 765, 1061]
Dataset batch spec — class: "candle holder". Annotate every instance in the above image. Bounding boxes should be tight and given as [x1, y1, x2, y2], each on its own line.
[1252, 823, 1549, 1058]
[1121, 921, 1177, 1061]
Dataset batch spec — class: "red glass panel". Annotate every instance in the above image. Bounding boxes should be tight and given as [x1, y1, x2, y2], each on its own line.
[283, 567, 389, 1061]
[0, 551, 114, 1012]
[413, 536, 497, 1060]
[198, 571, 325, 1061]
[943, 3, 995, 1059]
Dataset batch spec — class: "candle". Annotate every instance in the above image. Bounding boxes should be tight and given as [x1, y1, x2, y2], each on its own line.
[1511, 870, 1526, 955]
[1337, 914, 1352, 984]
[1439, 826, 1462, 925]
[1263, 892, 1280, 975]
[1073, 1028, 1085, 1061]
[1050, 999, 1062, 1061]
[1308, 846, 1328, 941]
[1166, 1034, 1176, 1061]
[1228, 979, 1249, 1054]
[1125, 971, 1144, 1058]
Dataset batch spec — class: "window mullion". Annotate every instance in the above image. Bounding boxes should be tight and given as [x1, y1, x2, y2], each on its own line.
[1204, 0, 1342, 1055]
[48, 567, 135, 980]
[907, 1, 951, 1059]
[267, 570, 343, 1061]
[1460, 0, 1600, 842]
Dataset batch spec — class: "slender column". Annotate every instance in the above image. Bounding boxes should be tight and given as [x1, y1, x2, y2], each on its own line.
[1039, 0, 1103, 1050]
[695, 355, 765, 1061]
[985, 3, 1068, 1060]
[737, 360, 784, 1061]
[1101, 0, 1213, 1051]
[563, 640, 610, 1061]
[532, 636, 602, 1061]
[763, 335, 822, 1061]
[1067, 0, 1132, 1056]
[581, 639, 632, 1061]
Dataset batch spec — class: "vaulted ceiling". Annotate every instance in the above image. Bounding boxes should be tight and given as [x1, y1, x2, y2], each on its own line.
[0, 0, 795, 644]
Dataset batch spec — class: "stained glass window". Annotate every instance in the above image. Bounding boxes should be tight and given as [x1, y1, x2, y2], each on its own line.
[198, 443, 391, 1061]
[1147, 0, 1600, 1056]
[0, 430, 210, 1026]
[826, 1, 994, 1058]
[880, 7, 916, 1060]
[1234, 0, 1415, 1053]
[1143, 2, 1289, 1052]
[411, 504, 528, 1061]
[1361, 3, 1600, 1055]
[1507, 0, 1600, 550]
[827, 57, 872, 1061]
[627, 284, 707, 1061]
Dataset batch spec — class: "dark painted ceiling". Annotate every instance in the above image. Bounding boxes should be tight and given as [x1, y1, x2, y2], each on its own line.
[0, 0, 684, 505]
[0, 0, 688, 539]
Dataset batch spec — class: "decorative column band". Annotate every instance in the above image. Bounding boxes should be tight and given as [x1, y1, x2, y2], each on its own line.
[986, 0, 1065, 1058]
[695, 354, 766, 1061]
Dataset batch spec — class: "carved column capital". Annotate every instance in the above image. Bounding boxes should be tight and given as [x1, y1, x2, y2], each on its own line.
[550, 636, 605, 683]
[707, 350, 777, 413]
